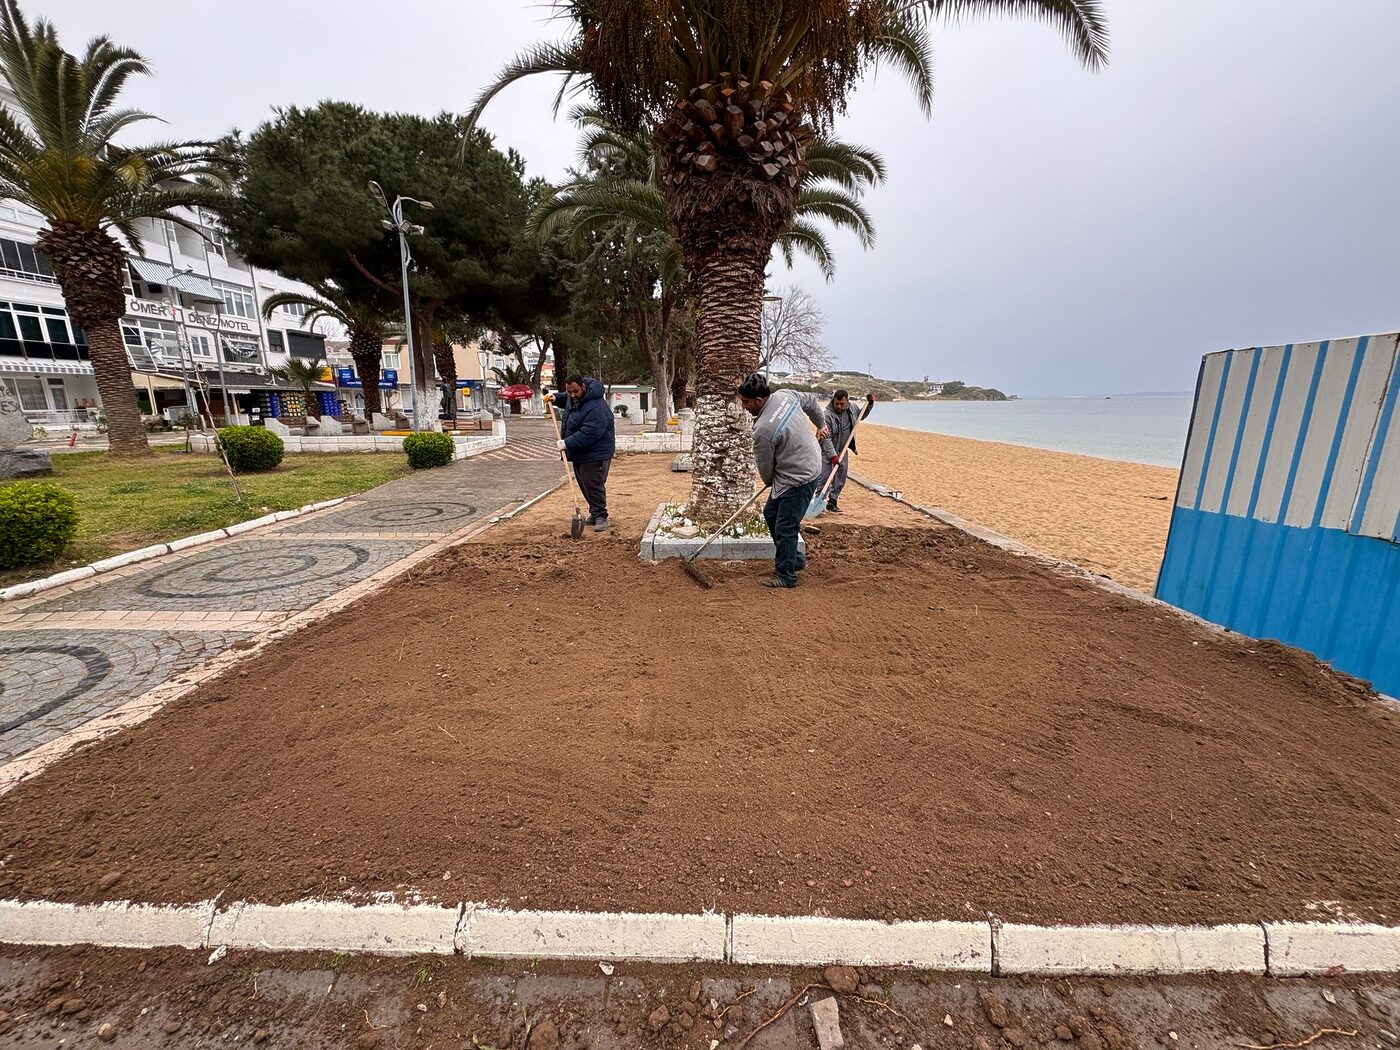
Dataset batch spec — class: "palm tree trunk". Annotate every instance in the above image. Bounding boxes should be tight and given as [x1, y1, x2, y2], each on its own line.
[349, 339, 383, 418]
[432, 338, 457, 420]
[37, 223, 150, 456]
[85, 321, 150, 457]
[685, 240, 768, 522]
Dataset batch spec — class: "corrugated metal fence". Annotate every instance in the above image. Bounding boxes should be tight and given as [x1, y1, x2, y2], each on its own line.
[1157, 331, 1400, 697]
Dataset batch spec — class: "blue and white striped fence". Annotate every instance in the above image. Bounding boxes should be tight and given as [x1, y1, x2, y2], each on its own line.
[1157, 331, 1400, 697]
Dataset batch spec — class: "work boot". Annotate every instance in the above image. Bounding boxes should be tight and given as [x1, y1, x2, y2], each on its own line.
[827, 500, 842, 514]
[593, 516, 610, 533]
[760, 575, 796, 589]
[586, 514, 597, 525]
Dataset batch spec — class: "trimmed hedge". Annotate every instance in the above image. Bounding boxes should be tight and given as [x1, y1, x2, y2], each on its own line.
[217, 425, 285, 473]
[0, 481, 78, 569]
[404, 431, 455, 469]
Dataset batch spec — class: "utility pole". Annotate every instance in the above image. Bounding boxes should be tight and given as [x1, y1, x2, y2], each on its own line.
[367, 181, 435, 431]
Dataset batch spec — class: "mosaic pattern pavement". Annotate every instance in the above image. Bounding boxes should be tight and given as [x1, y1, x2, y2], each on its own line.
[34, 539, 425, 612]
[284, 500, 480, 534]
[0, 629, 249, 763]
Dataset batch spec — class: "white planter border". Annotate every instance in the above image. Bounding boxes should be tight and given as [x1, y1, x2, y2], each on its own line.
[0, 899, 1395, 977]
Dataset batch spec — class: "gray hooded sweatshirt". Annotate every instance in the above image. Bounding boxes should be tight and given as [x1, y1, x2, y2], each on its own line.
[751, 389, 827, 498]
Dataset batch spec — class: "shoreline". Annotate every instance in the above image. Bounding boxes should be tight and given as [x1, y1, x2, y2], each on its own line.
[853, 423, 1179, 592]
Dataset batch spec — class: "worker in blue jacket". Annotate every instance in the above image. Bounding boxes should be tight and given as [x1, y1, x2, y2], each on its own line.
[552, 374, 616, 532]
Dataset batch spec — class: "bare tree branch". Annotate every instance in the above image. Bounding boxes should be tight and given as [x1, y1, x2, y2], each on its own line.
[758, 285, 832, 376]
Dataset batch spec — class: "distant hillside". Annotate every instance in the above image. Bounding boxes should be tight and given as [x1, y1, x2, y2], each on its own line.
[772, 372, 1011, 402]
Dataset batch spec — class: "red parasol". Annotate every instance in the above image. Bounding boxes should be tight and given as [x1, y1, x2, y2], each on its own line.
[500, 384, 534, 401]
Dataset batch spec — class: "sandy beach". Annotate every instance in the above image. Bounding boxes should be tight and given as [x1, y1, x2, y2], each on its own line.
[851, 423, 1180, 592]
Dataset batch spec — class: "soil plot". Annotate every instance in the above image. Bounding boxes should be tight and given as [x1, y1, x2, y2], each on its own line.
[2, 512, 1398, 926]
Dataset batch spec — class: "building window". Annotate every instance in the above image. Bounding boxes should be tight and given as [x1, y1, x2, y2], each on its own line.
[213, 280, 256, 319]
[0, 238, 57, 284]
[222, 338, 261, 366]
[282, 301, 309, 319]
[189, 333, 213, 359]
[4, 376, 49, 412]
[0, 300, 86, 362]
[381, 351, 400, 370]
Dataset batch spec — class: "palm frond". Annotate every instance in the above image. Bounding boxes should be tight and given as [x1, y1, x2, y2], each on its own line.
[464, 39, 584, 130]
[777, 220, 836, 282]
[918, 0, 1109, 71]
[871, 10, 936, 117]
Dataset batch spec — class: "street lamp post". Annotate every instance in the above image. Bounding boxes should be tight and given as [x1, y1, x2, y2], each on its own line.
[367, 181, 434, 430]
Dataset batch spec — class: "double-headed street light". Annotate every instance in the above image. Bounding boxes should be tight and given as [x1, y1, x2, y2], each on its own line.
[367, 180, 434, 427]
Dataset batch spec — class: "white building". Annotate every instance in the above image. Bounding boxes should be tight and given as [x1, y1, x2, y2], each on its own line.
[0, 199, 341, 428]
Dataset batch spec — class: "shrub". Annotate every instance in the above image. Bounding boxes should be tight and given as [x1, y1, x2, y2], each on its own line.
[0, 481, 78, 569]
[404, 431, 455, 469]
[217, 425, 285, 473]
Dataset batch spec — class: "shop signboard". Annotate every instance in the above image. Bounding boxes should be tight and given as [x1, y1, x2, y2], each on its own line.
[335, 367, 398, 389]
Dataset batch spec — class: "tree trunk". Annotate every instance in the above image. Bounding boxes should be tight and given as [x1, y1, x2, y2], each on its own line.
[553, 338, 571, 395]
[36, 222, 150, 456]
[408, 305, 439, 431]
[684, 240, 769, 521]
[432, 336, 457, 421]
[349, 331, 383, 418]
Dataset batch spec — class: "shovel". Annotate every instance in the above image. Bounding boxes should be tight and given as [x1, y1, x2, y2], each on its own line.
[806, 402, 867, 519]
[680, 486, 770, 589]
[546, 398, 586, 540]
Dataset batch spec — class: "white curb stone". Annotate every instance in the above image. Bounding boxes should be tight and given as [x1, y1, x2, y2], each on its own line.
[32, 566, 98, 588]
[89, 544, 170, 572]
[272, 509, 303, 522]
[460, 908, 726, 962]
[730, 915, 991, 970]
[208, 901, 459, 956]
[167, 528, 230, 553]
[995, 923, 1266, 975]
[1264, 922, 1400, 976]
[224, 513, 280, 536]
[0, 899, 214, 949]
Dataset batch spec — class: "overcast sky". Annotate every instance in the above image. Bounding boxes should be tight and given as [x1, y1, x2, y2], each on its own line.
[45, 0, 1400, 395]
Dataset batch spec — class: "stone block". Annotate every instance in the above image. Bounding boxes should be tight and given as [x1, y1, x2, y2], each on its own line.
[167, 529, 229, 553]
[460, 907, 726, 962]
[671, 453, 693, 472]
[90, 544, 170, 572]
[0, 898, 214, 949]
[224, 513, 280, 536]
[649, 534, 800, 562]
[317, 416, 344, 436]
[1264, 922, 1400, 976]
[0, 447, 52, 478]
[209, 900, 458, 955]
[31, 566, 98, 590]
[263, 417, 292, 437]
[371, 413, 396, 432]
[730, 914, 990, 970]
[995, 923, 1266, 975]
[809, 995, 845, 1050]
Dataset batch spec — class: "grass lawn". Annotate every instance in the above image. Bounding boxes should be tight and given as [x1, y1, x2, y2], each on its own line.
[2, 448, 411, 585]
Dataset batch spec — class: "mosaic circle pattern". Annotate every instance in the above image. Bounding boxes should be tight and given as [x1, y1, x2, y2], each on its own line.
[291, 500, 479, 533]
[136, 542, 371, 599]
[0, 643, 111, 734]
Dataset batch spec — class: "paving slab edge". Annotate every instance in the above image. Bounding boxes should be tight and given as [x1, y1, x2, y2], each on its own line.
[0, 497, 349, 602]
[1, 900, 1396, 975]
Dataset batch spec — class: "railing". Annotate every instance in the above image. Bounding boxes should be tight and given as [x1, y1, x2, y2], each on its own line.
[24, 409, 100, 426]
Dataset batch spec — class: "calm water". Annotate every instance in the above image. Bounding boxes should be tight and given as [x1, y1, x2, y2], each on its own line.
[872, 396, 1195, 468]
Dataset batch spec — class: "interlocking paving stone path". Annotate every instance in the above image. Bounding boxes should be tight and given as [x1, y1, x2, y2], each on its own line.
[0, 436, 562, 769]
[0, 629, 249, 763]
[33, 539, 426, 612]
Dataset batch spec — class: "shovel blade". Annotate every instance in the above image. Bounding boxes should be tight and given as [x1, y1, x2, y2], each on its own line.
[570, 512, 585, 540]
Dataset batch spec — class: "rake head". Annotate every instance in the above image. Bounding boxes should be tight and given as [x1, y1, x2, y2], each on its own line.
[680, 556, 712, 589]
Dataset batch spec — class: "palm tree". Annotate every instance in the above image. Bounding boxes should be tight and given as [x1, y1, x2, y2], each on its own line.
[0, 0, 230, 456]
[262, 284, 393, 417]
[530, 107, 885, 435]
[490, 362, 533, 415]
[270, 358, 328, 419]
[471, 0, 1107, 519]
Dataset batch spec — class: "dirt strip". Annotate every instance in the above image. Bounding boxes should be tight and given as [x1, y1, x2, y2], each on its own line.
[1, 457, 1397, 927]
[3, 944, 1399, 1049]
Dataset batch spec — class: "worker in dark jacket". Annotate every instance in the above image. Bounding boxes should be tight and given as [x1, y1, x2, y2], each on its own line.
[552, 374, 615, 532]
[818, 389, 876, 513]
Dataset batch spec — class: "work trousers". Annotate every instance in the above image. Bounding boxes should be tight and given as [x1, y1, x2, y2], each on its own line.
[820, 457, 850, 503]
[763, 479, 818, 586]
[573, 458, 611, 519]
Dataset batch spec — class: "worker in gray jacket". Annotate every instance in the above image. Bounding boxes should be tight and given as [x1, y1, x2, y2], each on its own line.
[818, 389, 876, 514]
[737, 373, 830, 588]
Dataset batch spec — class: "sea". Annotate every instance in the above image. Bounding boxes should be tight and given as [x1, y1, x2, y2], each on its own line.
[872, 395, 1195, 468]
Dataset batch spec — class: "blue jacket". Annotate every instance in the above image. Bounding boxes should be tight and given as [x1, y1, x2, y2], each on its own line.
[558, 377, 615, 463]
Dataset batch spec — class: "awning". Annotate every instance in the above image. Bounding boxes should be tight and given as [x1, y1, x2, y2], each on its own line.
[131, 372, 187, 390]
[127, 258, 220, 301]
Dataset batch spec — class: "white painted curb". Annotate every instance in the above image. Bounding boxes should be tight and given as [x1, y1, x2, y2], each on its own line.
[460, 907, 726, 962]
[0, 898, 1396, 976]
[731, 914, 989, 970]
[0, 898, 213, 950]
[1264, 922, 1400, 976]
[995, 922, 1266, 975]
[210, 900, 459, 956]
[0, 496, 351, 602]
